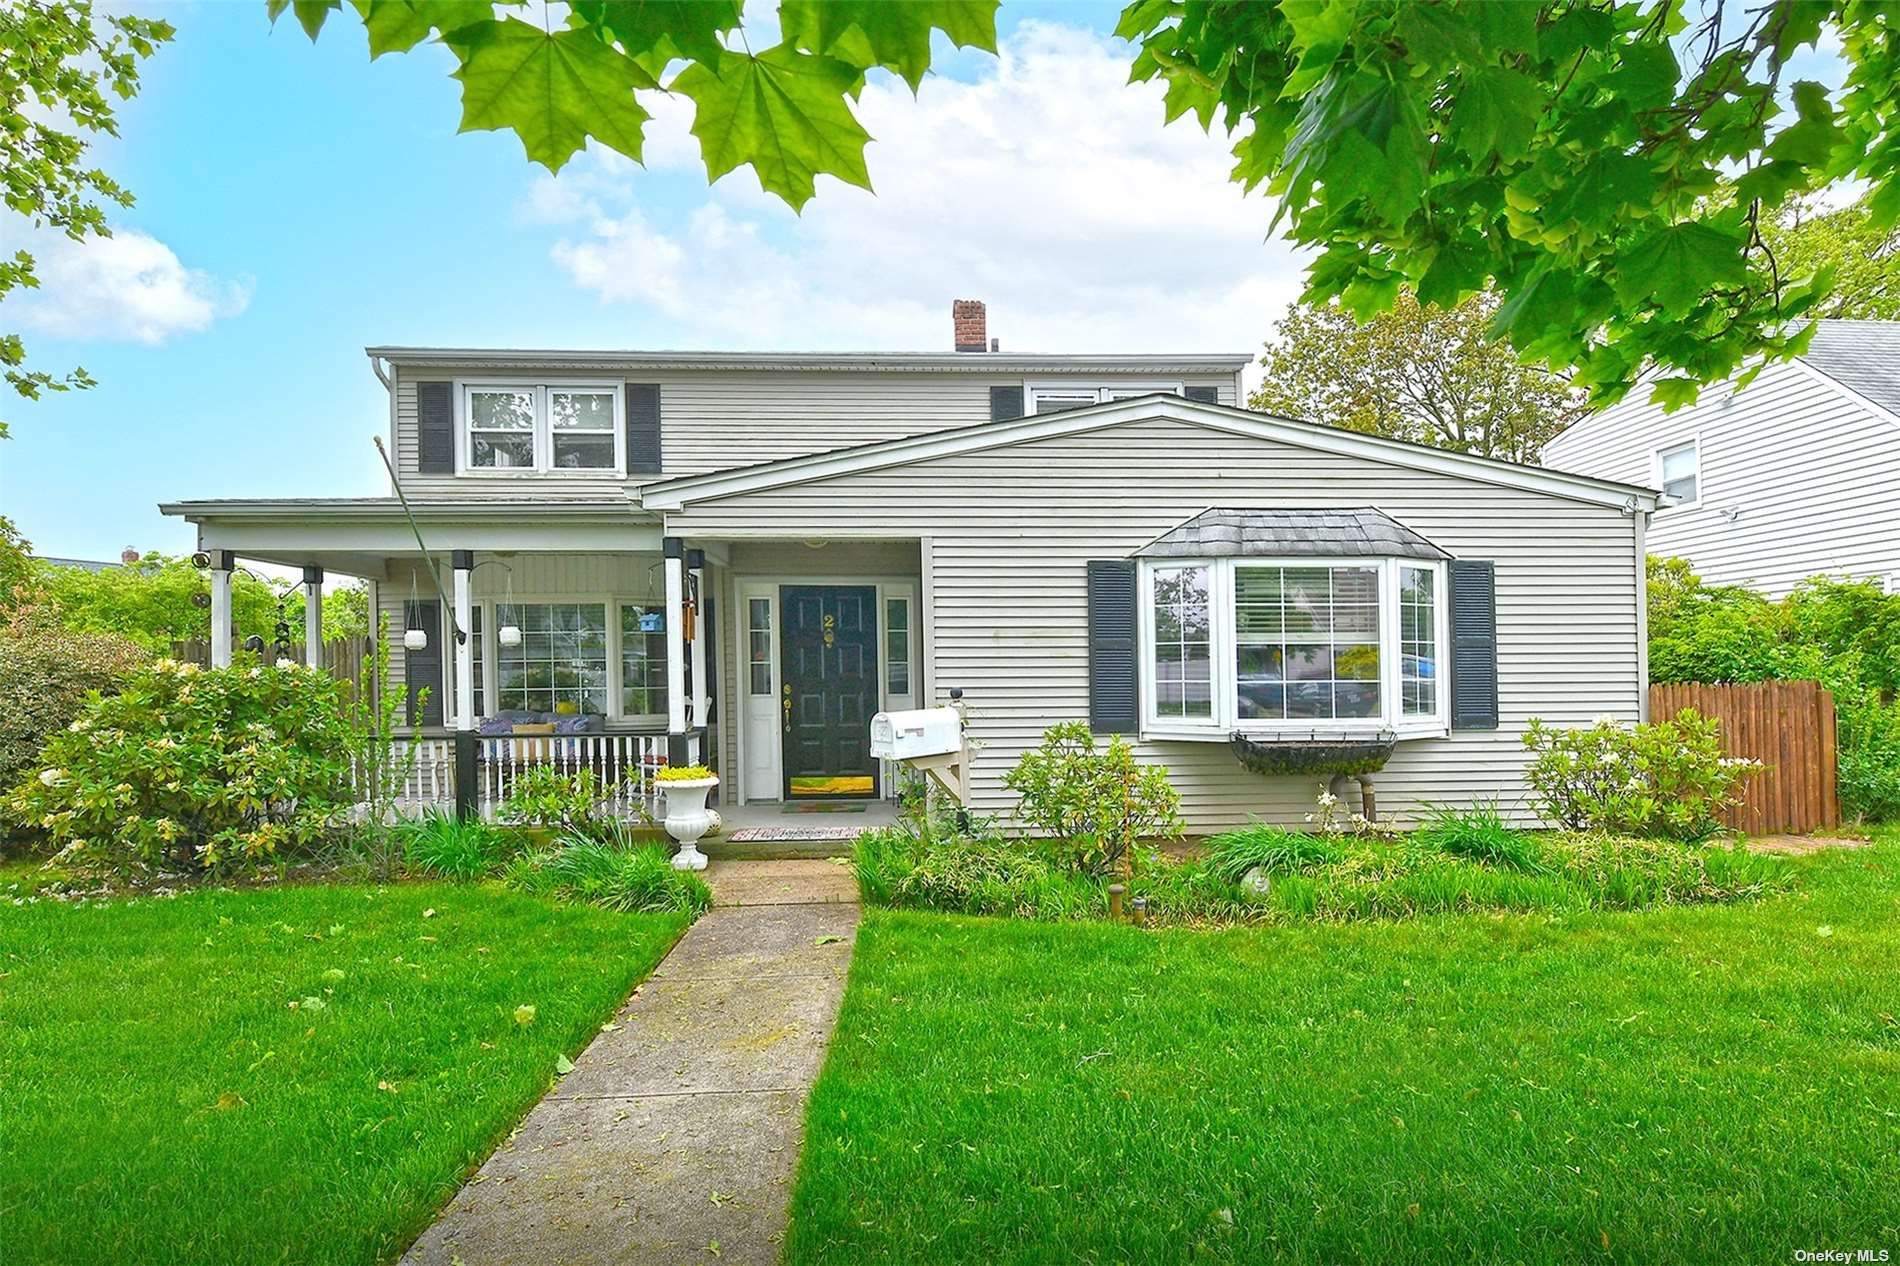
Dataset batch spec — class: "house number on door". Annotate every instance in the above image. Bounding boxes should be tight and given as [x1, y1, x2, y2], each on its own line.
[822, 612, 836, 648]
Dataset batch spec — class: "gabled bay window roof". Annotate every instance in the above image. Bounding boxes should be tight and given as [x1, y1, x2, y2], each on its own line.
[1135, 508, 1450, 562]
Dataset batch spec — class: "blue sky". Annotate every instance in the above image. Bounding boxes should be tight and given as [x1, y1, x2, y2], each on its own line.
[5, 0, 1296, 563]
[0, 3, 1850, 564]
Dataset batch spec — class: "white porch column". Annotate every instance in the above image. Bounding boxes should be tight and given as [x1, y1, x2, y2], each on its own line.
[209, 551, 234, 668]
[687, 548, 709, 732]
[302, 564, 324, 670]
[664, 537, 687, 735]
[451, 550, 475, 731]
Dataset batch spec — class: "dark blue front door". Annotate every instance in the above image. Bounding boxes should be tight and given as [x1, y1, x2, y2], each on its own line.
[780, 585, 879, 799]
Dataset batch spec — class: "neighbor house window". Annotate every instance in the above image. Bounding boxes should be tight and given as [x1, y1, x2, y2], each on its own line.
[1141, 558, 1446, 733]
[495, 602, 610, 714]
[461, 383, 623, 474]
[1658, 439, 1699, 506]
[618, 604, 667, 717]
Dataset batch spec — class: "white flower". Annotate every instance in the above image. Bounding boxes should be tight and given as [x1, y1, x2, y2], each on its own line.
[38, 768, 66, 787]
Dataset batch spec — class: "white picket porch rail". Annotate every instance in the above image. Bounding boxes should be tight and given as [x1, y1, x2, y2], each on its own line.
[353, 733, 668, 821]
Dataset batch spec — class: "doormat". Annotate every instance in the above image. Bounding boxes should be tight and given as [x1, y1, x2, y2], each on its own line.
[727, 825, 862, 842]
[783, 802, 870, 815]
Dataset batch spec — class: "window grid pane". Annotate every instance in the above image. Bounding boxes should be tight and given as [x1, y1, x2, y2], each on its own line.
[1235, 565, 1383, 722]
[496, 602, 610, 714]
[748, 598, 773, 696]
[1400, 565, 1437, 717]
[885, 598, 910, 696]
[1151, 565, 1212, 718]
[551, 390, 617, 470]
[469, 389, 537, 470]
[618, 604, 667, 716]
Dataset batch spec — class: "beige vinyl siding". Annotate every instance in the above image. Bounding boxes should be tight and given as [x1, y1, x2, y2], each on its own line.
[668, 417, 1642, 830]
[391, 364, 1238, 497]
[1545, 360, 1900, 597]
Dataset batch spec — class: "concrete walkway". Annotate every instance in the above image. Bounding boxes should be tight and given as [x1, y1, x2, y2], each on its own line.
[402, 861, 859, 1266]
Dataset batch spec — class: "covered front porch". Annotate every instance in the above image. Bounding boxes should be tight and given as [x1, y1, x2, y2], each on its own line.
[161, 498, 927, 824]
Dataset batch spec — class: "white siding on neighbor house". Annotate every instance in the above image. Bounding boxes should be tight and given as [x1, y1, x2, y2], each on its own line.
[1544, 360, 1900, 596]
[390, 363, 1239, 497]
[666, 417, 1643, 831]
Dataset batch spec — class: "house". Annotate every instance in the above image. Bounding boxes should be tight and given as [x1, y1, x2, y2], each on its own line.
[1544, 319, 1900, 597]
[160, 301, 1659, 831]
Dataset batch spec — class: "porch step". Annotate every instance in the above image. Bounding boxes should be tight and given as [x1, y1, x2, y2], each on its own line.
[701, 836, 859, 861]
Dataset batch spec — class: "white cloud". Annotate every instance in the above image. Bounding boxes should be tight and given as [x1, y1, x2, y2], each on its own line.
[527, 21, 1304, 367]
[3, 225, 251, 345]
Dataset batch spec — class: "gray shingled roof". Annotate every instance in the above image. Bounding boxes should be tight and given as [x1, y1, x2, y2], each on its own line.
[1134, 508, 1451, 560]
[1802, 319, 1900, 416]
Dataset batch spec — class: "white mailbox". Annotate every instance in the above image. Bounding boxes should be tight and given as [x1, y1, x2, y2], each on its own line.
[870, 707, 963, 760]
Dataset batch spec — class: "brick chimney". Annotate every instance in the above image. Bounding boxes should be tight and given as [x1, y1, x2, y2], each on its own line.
[952, 299, 987, 353]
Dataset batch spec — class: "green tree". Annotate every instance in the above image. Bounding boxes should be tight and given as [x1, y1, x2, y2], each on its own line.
[28, 553, 368, 652]
[1757, 189, 1900, 320]
[1250, 291, 1585, 463]
[281, 2, 1900, 405]
[0, 1, 173, 429]
[0, 515, 35, 613]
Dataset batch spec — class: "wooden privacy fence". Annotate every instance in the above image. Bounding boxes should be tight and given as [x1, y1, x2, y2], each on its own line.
[170, 635, 369, 685]
[1648, 681, 1839, 834]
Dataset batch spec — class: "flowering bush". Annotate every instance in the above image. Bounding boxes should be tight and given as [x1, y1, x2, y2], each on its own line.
[1523, 709, 1758, 841]
[1004, 721, 1182, 877]
[499, 767, 607, 836]
[4, 659, 353, 874]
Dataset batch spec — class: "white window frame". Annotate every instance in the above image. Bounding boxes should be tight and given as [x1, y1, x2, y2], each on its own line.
[1653, 437, 1701, 511]
[455, 379, 625, 477]
[449, 594, 665, 727]
[1136, 556, 1450, 741]
[1024, 381, 1185, 415]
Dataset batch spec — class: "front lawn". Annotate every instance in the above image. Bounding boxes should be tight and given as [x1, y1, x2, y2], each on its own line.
[0, 872, 685, 1265]
[788, 833, 1900, 1264]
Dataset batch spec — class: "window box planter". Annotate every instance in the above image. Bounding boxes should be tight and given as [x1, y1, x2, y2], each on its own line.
[1229, 733, 1395, 778]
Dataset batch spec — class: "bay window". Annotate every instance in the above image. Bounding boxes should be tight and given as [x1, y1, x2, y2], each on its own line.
[461, 382, 623, 474]
[1139, 556, 1447, 735]
[495, 601, 611, 714]
[618, 604, 668, 717]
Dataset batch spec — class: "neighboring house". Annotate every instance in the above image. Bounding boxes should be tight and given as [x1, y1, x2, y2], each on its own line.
[1544, 319, 1900, 597]
[161, 302, 1658, 831]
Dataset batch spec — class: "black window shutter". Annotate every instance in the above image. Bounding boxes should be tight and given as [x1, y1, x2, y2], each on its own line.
[1087, 560, 1139, 734]
[404, 599, 444, 727]
[626, 383, 662, 474]
[990, 385, 1024, 422]
[1448, 560, 1499, 730]
[416, 381, 454, 474]
[1183, 386, 1219, 403]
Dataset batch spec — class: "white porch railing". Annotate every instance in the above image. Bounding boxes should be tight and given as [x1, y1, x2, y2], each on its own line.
[352, 733, 668, 821]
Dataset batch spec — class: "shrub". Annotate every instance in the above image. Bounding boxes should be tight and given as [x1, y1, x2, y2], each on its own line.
[1004, 721, 1182, 877]
[4, 660, 353, 874]
[1205, 824, 1344, 882]
[0, 610, 150, 793]
[1523, 709, 1756, 841]
[655, 764, 714, 782]
[504, 835, 710, 915]
[1413, 801, 1544, 871]
[499, 767, 606, 836]
[399, 809, 516, 880]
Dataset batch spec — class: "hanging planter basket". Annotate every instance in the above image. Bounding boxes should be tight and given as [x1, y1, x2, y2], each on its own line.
[1229, 732, 1396, 778]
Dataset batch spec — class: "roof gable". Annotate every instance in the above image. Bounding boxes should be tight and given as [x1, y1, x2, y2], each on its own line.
[639, 394, 1660, 512]
[1799, 320, 1900, 421]
[1135, 508, 1453, 560]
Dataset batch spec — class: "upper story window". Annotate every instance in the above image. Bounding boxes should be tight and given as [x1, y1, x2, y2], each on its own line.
[1656, 439, 1699, 508]
[1028, 383, 1185, 414]
[461, 382, 623, 475]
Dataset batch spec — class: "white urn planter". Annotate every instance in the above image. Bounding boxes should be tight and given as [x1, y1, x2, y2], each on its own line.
[661, 775, 720, 871]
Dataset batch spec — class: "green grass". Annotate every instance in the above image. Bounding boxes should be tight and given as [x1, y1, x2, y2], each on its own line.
[0, 874, 685, 1265]
[788, 833, 1900, 1264]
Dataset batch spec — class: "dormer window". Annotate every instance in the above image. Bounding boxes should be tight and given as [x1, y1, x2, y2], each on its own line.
[460, 382, 623, 474]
